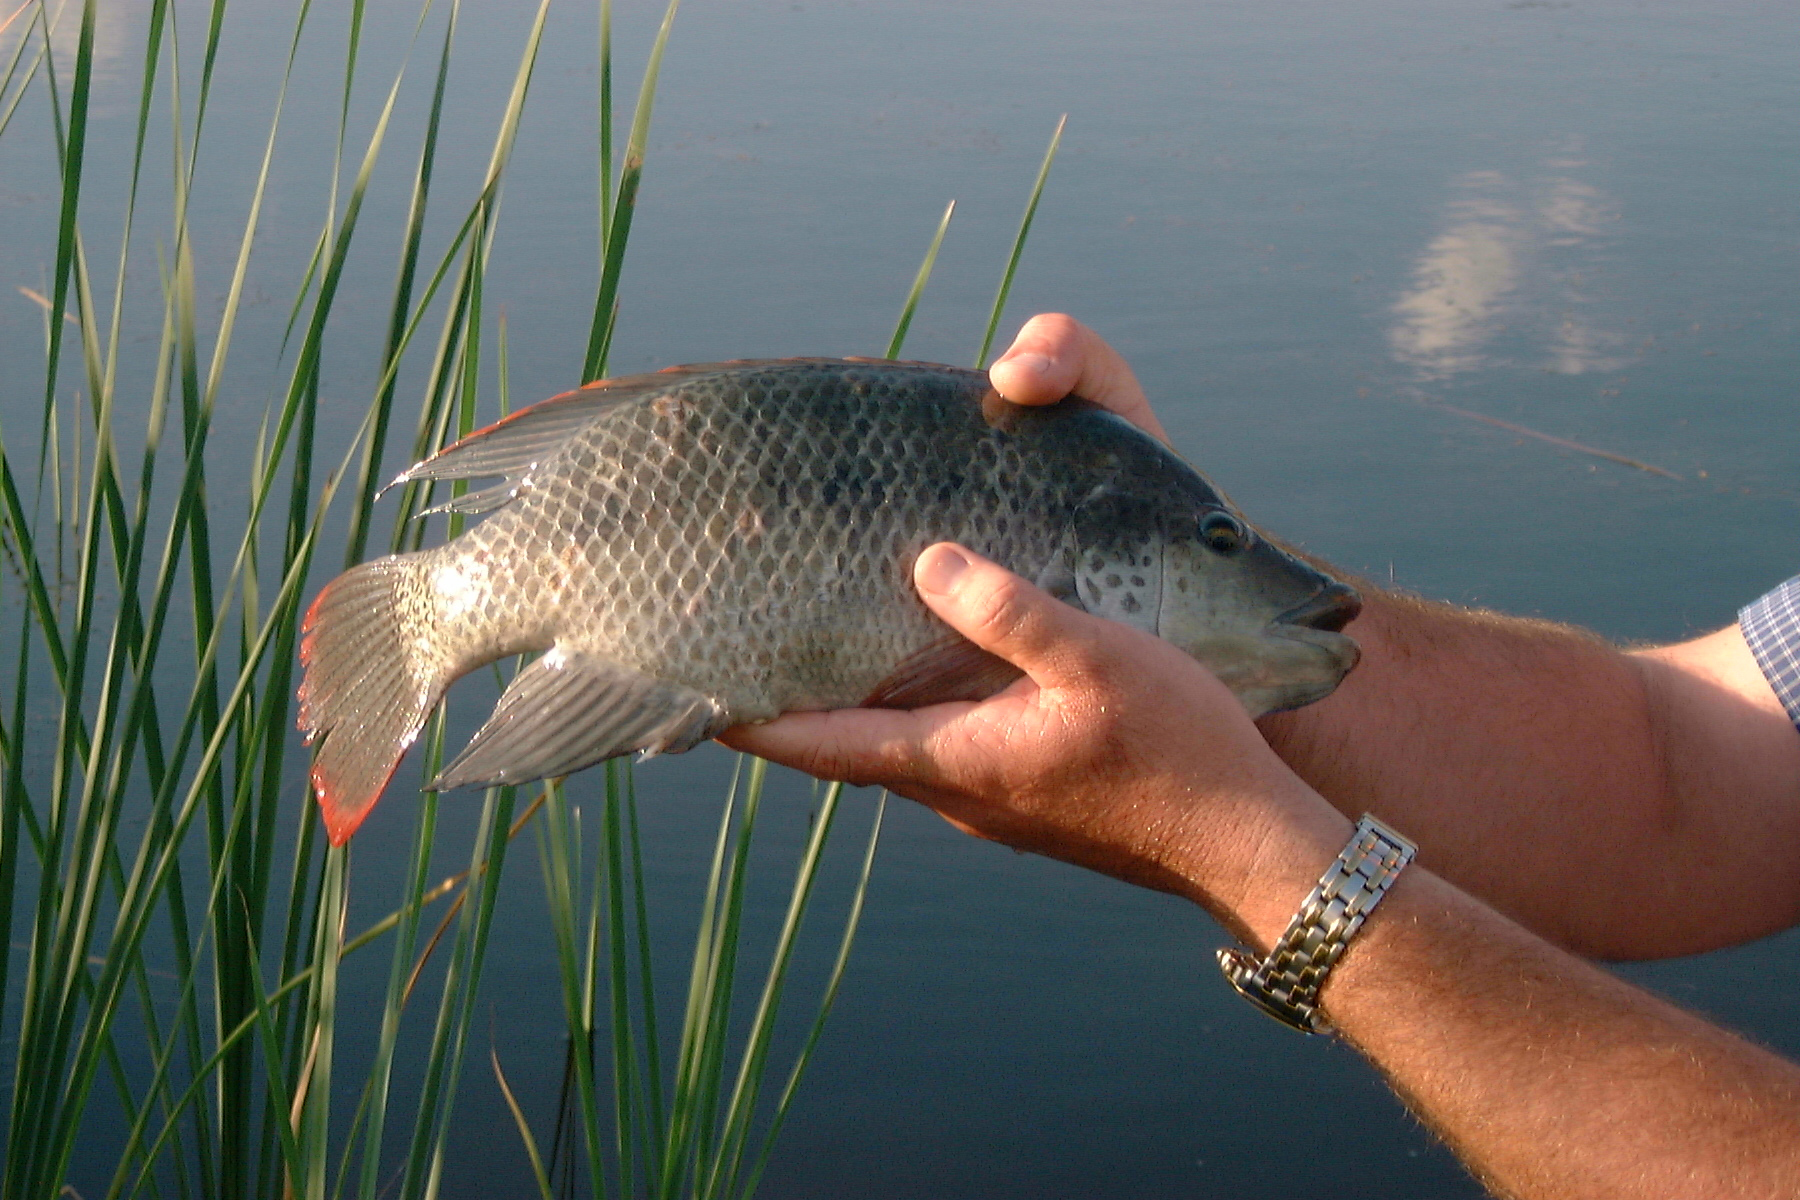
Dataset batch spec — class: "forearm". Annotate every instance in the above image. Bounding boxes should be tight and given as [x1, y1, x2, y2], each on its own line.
[1259, 589, 1800, 957]
[1337, 868, 1800, 1198]
[1170, 810, 1800, 1200]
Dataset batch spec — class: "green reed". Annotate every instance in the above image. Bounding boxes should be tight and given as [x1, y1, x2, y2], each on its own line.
[0, 1, 1062, 1196]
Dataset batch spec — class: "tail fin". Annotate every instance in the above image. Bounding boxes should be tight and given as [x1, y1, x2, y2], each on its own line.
[298, 555, 442, 845]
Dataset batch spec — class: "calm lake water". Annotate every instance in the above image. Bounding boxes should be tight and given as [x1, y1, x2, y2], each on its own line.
[3, 0, 1797, 1195]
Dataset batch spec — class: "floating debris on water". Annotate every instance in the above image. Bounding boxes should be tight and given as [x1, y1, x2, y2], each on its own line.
[1429, 401, 1682, 480]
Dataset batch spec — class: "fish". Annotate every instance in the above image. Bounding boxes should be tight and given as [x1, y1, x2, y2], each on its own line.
[298, 358, 1361, 844]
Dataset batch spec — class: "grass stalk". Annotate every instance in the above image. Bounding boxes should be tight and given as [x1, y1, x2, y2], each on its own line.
[886, 200, 956, 360]
[1, 2, 1063, 1195]
[975, 113, 1066, 368]
[582, 0, 682, 382]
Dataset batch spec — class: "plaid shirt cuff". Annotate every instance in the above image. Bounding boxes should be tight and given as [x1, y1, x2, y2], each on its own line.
[1740, 575, 1800, 734]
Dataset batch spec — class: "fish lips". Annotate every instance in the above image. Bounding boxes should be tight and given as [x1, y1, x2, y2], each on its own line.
[1201, 584, 1362, 716]
[1224, 630, 1359, 717]
[1254, 591, 1363, 712]
[1264, 622, 1361, 681]
[1188, 623, 1360, 718]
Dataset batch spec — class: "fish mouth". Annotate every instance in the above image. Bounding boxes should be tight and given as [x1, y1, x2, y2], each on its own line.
[1273, 582, 1362, 635]
[1262, 583, 1365, 689]
[1195, 583, 1364, 718]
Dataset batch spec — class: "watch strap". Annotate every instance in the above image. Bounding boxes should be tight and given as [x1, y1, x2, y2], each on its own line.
[1216, 813, 1416, 1036]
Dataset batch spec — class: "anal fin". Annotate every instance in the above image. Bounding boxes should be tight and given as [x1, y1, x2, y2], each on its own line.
[429, 650, 726, 792]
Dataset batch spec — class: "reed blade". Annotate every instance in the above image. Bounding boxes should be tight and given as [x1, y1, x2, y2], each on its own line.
[976, 113, 1067, 368]
[886, 200, 956, 360]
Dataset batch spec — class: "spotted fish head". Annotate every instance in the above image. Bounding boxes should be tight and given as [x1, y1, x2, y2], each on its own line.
[1063, 477, 1359, 716]
[1151, 506, 1360, 716]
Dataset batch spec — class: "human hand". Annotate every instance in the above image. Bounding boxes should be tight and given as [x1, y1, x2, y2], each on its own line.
[987, 313, 1171, 444]
[720, 544, 1346, 933]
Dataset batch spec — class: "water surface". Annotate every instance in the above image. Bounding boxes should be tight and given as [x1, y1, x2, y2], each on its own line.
[2, 0, 1795, 1195]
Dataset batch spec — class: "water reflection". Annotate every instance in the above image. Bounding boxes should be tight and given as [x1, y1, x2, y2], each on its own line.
[1390, 148, 1628, 380]
[1389, 174, 1522, 380]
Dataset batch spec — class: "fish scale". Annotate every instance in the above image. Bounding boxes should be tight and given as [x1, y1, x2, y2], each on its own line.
[297, 359, 1361, 845]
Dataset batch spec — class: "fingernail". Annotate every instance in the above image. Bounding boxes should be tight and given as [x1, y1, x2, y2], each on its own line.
[1003, 352, 1052, 377]
[916, 545, 971, 595]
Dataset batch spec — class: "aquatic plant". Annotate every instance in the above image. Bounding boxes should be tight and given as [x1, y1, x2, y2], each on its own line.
[0, 1, 1060, 1196]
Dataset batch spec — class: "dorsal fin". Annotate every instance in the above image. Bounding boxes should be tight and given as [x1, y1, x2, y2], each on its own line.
[384, 358, 982, 500]
[386, 366, 713, 491]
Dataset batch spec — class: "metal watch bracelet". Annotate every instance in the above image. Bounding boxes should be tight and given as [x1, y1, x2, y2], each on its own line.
[1216, 814, 1417, 1036]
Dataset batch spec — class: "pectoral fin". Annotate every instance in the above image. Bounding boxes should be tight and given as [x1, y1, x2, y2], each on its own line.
[861, 546, 1078, 710]
[429, 650, 726, 792]
[861, 637, 1022, 709]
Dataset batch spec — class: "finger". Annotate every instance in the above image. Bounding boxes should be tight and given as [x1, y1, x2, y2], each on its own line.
[986, 313, 1088, 404]
[913, 543, 1105, 690]
[987, 313, 1169, 443]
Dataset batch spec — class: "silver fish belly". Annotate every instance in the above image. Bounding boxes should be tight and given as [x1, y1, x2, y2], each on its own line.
[297, 359, 1360, 844]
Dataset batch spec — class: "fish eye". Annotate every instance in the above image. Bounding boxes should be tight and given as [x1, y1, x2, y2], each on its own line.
[1199, 511, 1247, 555]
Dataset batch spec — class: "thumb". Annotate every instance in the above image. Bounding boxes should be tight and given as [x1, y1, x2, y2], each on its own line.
[913, 543, 1101, 688]
[988, 313, 1169, 444]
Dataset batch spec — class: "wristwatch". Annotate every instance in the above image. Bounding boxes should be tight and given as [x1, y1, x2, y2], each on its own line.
[1216, 813, 1416, 1036]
